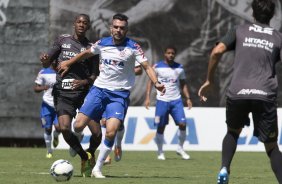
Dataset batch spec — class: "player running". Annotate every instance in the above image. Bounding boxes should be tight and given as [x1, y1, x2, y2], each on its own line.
[40, 14, 100, 177]
[57, 13, 165, 178]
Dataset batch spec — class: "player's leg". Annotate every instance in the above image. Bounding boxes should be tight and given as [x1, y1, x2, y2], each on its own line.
[253, 100, 282, 183]
[154, 100, 169, 160]
[170, 98, 190, 159]
[92, 117, 121, 178]
[101, 117, 112, 165]
[114, 123, 125, 162]
[42, 115, 53, 158]
[156, 126, 166, 160]
[86, 119, 102, 168]
[52, 114, 60, 148]
[218, 98, 248, 184]
[264, 142, 282, 183]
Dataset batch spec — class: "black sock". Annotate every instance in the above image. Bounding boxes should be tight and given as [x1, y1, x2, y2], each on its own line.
[221, 131, 239, 172]
[267, 146, 282, 183]
[63, 131, 88, 160]
[86, 134, 102, 157]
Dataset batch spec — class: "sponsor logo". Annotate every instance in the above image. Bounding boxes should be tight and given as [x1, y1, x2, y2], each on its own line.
[102, 58, 124, 67]
[160, 78, 178, 83]
[62, 51, 77, 57]
[249, 24, 273, 35]
[80, 47, 86, 52]
[237, 89, 268, 96]
[61, 79, 74, 89]
[243, 37, 273, 52]
[62, 43, 71, 49]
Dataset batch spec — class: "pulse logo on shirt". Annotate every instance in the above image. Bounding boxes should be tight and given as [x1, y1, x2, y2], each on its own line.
[249, 24, 273, 35]
[102, 58, 124, 67]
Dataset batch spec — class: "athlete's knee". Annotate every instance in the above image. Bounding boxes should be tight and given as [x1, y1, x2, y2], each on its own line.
[265, 142, 279, 156]
[45, 128, 52, 135]
[178, 123, 186, 130]
[157, 126, 165, 134]
[105, 130, 116, 140]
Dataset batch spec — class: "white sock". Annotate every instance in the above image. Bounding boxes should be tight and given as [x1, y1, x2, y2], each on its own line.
[178, 129, 186, 150]
[44, 132, 52, 153]
[115, 128, 124, 147]
[93, 142, 112, 172]
[101, 126, 106, 144]
[155, 133, 164, 154]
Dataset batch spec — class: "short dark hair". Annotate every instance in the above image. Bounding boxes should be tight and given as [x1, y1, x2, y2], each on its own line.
[74, 14, 90, 23]
[112, 13, 128, 23]
[252, 0, 275, 24]
[165, 46, 177, 54]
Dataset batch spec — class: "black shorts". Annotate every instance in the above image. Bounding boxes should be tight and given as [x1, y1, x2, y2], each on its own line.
[226, 98, 278, 143]
[53, 89, 88, 118]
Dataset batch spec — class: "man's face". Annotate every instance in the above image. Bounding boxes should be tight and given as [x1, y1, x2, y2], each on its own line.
[110, 19, 128, 43]
[164, 48, 176, 62]
[74, 16, 90, 36]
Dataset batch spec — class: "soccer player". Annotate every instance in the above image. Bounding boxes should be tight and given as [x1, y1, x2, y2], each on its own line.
[40, 14, 101, 177]
[145, 46, 192, 160]
[57, 13, 165, 178]
[102, 64, 143, 165]
[34, 62, 60, 158]
[198, 0, 282, 183]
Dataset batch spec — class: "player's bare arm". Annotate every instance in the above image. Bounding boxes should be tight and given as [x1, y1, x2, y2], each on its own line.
[141, 61, 166, 95]
[57, 48, 94, 76]
[180, 79, 192, 109]
[144, 79, 153, 109]
[198, 42, 227, 102]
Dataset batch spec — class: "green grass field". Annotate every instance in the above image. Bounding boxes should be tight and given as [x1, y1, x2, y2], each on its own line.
[0, 148, 277, 184]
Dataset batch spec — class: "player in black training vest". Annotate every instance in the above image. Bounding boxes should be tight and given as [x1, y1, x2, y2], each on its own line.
[40, 14, 101, 177]
[198, 0, 282, 183]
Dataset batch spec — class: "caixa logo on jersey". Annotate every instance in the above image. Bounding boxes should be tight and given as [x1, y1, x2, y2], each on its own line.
[102, 58, 124, 67]
[160, 78, 178, 83]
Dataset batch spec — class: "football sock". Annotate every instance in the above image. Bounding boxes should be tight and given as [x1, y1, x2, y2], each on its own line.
[267, 146, 282, 183]
[63, 132, 88, 160]
[221, 131, 239, 172]
[178, 129, 186, 149]
[101, 125, 106, 140]
[44, 131, 52, 153]
[115, 128, 125, 147]
[87, 134, 102, 157]
[93, 139, 112, 172]
[155, 133, 164, 154]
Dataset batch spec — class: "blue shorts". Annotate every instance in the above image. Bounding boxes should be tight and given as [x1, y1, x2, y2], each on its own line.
[80, 86, 130, 123]
[41, 102, 58, 129]
[155, 98, 186, 127]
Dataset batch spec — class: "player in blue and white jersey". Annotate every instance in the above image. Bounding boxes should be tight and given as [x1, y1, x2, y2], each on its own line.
[34, 62, 60, 158]
[58, 13, 165, 178]
[145, 46, 192, 161]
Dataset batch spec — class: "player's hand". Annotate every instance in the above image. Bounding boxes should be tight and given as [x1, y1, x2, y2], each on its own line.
[186, 99, 192, 110]
[57, 61, 70, 77]
[155, 82, 166, 96]
[40, 53, 50, 68]
[198, 81, 211, 102]
[72, 79, 87, 90]
[144, 98, 150, 110]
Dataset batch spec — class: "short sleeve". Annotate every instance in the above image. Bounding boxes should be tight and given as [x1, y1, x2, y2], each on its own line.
[179, 68, 186, 80]
[35, 70, 44, 85]
[133, 43, 148, 64]
[90, 40, 102, 55]
[218, 27, 236, 51]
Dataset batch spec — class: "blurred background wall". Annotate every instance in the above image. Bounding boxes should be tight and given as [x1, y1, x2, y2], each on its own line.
[1, 0, 282, 143]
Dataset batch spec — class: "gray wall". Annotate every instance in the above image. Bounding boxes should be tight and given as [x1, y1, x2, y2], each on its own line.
[0, 0, 49, 137]
[1, 0, 282, 138]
